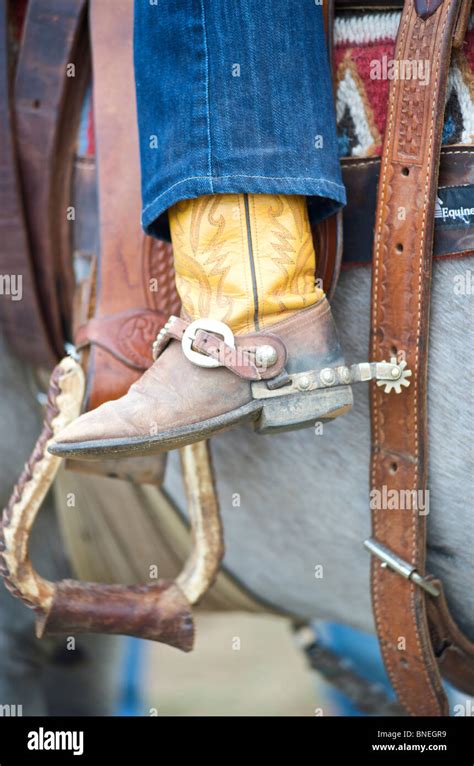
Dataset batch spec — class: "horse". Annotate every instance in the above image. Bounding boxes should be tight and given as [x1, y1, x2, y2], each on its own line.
[0, 253, 471, 714]
[1, 0, 472, 717]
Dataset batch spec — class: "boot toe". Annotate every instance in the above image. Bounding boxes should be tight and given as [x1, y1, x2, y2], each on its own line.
[48, 396, 143, 455]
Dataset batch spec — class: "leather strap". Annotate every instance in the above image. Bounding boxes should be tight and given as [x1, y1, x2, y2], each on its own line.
[82, 0, 180, 410]
[369, 0, 473, 715]
[342, 148, 474, 265]
[14, 0, 89, 360]
[75, 309, 167, 370]
[191, 331, 287, 381]
[153, 316, 288, 381]
[316, 0, 343, 301]
[0, 0, 55, 367]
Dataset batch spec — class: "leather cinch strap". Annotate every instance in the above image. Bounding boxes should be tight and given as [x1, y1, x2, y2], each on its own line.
[369, 0, 474, 715]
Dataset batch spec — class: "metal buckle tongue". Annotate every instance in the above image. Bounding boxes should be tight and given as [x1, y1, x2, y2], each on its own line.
[364, 539, 440, 597]
[181, 318, 235, 368]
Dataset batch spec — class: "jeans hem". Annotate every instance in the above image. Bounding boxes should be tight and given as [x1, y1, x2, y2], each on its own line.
[142, 174, 347, 239]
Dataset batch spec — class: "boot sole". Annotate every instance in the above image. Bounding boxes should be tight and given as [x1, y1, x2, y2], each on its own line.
[49, 386, 353, 459]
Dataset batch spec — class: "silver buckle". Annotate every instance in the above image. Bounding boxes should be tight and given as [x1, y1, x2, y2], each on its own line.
[364, 538, 440, 597]
[181, 318, 235, 368]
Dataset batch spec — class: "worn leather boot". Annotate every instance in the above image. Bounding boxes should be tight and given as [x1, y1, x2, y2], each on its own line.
[50, 194, 353, 459]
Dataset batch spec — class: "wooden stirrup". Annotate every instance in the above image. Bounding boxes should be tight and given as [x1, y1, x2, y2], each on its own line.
[0, 357, 223, 652]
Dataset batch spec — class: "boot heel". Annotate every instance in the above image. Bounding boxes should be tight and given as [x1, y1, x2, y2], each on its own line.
[255, 385, 353, 434]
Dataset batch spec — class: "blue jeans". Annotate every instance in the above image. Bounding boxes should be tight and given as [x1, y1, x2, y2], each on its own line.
[134, 0, 346, 240]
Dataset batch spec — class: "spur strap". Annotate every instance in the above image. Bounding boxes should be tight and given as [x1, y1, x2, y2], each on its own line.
[153, 314, 412, 392]
[369, 0, 474, 715]
[152, 316, 289, 381]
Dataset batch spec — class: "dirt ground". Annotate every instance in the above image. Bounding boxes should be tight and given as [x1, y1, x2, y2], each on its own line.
[142, 612, 326, 716]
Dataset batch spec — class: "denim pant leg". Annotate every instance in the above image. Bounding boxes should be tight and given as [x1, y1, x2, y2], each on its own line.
[134, 0, 346, 240]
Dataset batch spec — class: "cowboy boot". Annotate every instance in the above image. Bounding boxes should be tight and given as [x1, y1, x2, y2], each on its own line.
[50, 194, 353, 459]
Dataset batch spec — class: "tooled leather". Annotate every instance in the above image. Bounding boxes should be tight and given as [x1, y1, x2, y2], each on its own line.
[370, 0, 472, 716]
[393, 17, 440, 162]
[143, 237, 181, 316]
[169, 193, 323, 335]
[169, 195, 253, 333]
[248, 194, 324, 324]
[76, 309, 167, 371]
[84, 0, 172, 411]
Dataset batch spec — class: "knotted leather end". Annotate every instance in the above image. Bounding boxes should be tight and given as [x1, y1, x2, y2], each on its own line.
[35, 579, 194, 652]
[414, 0, 444, 20]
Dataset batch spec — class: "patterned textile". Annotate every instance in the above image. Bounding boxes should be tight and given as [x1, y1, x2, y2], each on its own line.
[13, 4, 474, 163]
[335, 12, 474, 158]
[76, 11, 474, 164]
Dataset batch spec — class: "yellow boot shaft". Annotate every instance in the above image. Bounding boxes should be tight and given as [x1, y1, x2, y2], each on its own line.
[169, 193, 323, 334]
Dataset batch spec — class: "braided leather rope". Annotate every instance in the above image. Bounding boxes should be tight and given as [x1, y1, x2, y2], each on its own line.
[0, 358, 84, 620]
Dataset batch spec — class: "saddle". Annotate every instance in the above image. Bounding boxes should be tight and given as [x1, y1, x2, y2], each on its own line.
[1, 0, 473, 715]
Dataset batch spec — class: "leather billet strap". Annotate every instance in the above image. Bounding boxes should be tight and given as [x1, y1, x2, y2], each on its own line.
[369, 0, 474, 715]
[317, 0, 343, 301]
[14, 0, 89, 361]
[0, 0, 55, 367]
[342, 147, 474, 265]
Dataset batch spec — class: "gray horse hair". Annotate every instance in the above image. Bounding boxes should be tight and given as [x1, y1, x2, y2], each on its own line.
[0, 256, 471, 714]
[165, 257, 474, 639]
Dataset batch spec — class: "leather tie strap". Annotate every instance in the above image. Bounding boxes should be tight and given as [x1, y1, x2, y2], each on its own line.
[369, 0, 473, 715]
[75, 309, 167, 371]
